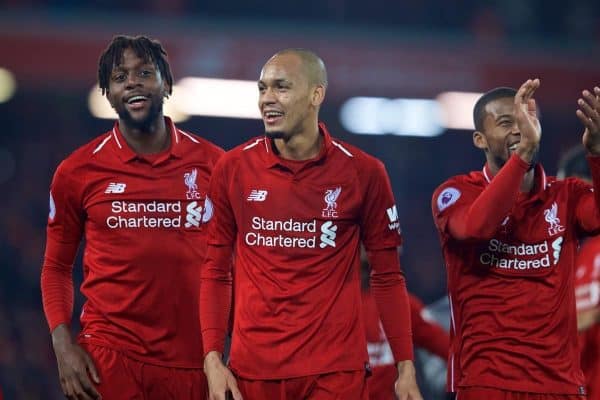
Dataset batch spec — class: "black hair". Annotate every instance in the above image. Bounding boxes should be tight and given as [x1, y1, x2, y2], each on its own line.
[473, 87, 517, 132]
[557, 145, 590, 180]
[98, 35, 173, 96]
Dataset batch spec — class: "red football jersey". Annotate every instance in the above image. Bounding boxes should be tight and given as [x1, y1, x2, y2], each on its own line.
[201, 123, 406, 379]
[363, 291, 449, 400]
[575, 236, 600, 400]
[432, 155, 600, 394]
[42, 117, 224, 367]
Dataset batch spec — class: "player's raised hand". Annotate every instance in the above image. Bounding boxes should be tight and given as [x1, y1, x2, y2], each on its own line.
[394, 360, 423, 400]
[204, 351, 243, 400]
[52, 325, 101, 400]
[577, 86, 600, 155]
[514, 78, 542, 163]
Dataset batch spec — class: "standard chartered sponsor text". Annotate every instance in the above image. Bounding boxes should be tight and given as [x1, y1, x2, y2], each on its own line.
[107, 200, 182, 229]
[479, 238, 563, 270]
[246, 217, 321, 248]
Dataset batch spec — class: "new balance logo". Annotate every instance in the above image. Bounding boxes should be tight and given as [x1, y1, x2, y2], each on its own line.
[247, 190, 268, 201]
[105, 182, 127, 194]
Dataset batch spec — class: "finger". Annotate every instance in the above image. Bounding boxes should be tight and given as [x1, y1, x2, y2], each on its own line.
[227, 376, 243, 400]
[576, 109, 596, 131]
[229, 385, 244, 400]
[62, 379, 75, 399]
[76, 371, 101, 400]
[523, 78, 540, 102]
[69, 379, 92, 400]
[84, 352, 101, 384]
[210, 391, 226, 400]
[578, 98, 600, 126]
[515, 79, 532, 103]
[582, 89, 600, 113]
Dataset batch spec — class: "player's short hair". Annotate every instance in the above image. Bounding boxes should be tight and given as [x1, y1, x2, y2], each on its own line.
[98, 35, 173, 96]
[473, 87, 517, 132]
[557, 145, 590, 180]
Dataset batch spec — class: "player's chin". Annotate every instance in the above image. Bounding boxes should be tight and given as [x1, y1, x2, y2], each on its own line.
[264, 129, 286, 139]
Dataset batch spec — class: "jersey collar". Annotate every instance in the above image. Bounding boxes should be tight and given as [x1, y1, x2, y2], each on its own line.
[482, 161, 548, 198]
[112, 116, 182, 163]
[263, 121, 334, 169]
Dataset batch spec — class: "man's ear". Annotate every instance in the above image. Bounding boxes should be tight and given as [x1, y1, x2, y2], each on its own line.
[311, 85, 325, 107]
[473, 130, 487, 150]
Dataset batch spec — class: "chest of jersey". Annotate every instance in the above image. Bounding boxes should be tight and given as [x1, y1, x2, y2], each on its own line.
[84, 160, 213, 233]
[232, 166, 361, 252]
[472, 188, 573, 276]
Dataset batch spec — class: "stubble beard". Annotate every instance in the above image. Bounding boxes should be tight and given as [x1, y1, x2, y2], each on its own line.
[116, 95, 164, 133]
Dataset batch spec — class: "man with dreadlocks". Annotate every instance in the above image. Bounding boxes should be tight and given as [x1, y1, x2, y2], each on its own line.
[41, 35, 224, 399]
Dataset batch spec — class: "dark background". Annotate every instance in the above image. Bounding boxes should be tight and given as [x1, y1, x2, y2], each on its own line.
[1, 1, 599, 398]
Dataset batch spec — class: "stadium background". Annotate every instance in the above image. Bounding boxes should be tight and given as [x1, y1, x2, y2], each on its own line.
[1, 1, 599, 398]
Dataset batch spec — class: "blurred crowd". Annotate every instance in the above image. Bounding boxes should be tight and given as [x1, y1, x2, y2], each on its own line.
[3, 0, 600, 43]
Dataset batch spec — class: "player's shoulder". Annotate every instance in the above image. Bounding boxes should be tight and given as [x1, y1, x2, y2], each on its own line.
[227, 136, 268, 159]
[433, 170, 484, 196]
[546, 175, 591, 191]
[431, 170, 484, 214]
[56, 131, 115, 174]
[327, 137, 385, 172]
[175, 127, 225, 161]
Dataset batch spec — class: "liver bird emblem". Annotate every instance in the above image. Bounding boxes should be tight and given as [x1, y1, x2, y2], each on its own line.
[324, 187, 342, 211]
[184, 169, 198, 192]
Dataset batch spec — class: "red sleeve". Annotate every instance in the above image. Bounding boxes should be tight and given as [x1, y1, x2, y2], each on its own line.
[360, 158, 412, 361]
[574, 155, 600, 234]
[41, 164, 84, 331]
[368, 247, 413, 362]
[408, 294, 449, 360]
[432, 153, 529, 240]
[199, 158, 235, 355]
[359, 159, 402, 250]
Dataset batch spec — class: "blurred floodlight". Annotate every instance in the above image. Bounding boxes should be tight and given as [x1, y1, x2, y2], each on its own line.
[436, 91, 482, 130]
[175, 77, 261, 119]
[0, 68, 17, 103]
[340, 97, 444, 137]
[88, 85, 189, 123]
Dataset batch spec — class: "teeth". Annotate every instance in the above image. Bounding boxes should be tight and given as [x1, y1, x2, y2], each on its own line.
[508, 143, 519, 150]
[127, 95, 147, 104]
[265, 111, 282, 117]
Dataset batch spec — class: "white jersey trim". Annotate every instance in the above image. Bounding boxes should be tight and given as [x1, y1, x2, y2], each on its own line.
[448, 293, 456, 392]
[179, 130, 200, 144]
[111, 128, 123, 149]
[450, 353, 455, 392]
[92, 134, 113, 154]
[243, 138, 264, 151]
[483, 164, 548, 190]
[332, 140, 353, 157]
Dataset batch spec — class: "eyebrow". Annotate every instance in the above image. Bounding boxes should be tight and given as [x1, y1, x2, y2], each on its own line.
[495, 114, 513, 121]
[258, 78, 292, 85]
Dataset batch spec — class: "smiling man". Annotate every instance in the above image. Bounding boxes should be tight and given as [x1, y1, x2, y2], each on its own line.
[41, 35, 224, 399]
[432, 80, 600, 399]
[199, 49, 422, 400]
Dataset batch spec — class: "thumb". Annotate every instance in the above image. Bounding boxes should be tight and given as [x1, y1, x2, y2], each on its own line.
[84, 352, 101, 384]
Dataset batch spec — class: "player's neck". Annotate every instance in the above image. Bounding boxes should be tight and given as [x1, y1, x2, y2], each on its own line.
[520, 169, 535, 192]
[274, 124, 322, 161]
[119, 115, 170, 155]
